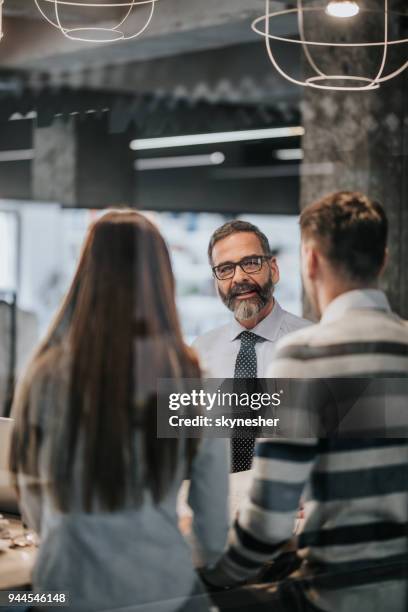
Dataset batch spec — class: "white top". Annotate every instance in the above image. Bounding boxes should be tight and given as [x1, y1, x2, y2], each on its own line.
[193, 300, 311, 378]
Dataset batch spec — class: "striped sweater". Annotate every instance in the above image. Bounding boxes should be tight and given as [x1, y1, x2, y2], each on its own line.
[215, 290, 408, 612]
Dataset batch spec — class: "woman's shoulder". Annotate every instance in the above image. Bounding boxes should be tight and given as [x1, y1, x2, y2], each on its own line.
[12, 344, 71, 423]
[27, 345, 70, 388]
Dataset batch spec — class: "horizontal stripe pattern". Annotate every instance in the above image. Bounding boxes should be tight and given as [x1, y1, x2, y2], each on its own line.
[303, 552, 408, 576]
[250, 478, 306, 512]
[220, 440, 408, 579]
[252, 456, 316, 483]
[269, 355, 408, 378]
[278, 341, 408, 361]
[317, 438, 407, 452]
[227, 547, 266, 569]
[216, 305, 408, 592]
[315, 444, 408, 472]
[256, 440, 318, 462]
[238, 499, 302, 544]
[302, 537, 408, 565]
[233, 519, 285, 555]
[301, 491, 408, 528]
[298, 522, 408, 548]
[311, 464, 408, 501]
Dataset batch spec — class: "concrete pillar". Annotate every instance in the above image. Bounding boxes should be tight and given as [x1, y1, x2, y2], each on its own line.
[33, 114, 135, 208]
[300, 0, 408, 318]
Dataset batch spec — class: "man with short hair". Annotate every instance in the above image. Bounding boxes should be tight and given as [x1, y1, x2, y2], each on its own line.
[202, 192, 408, 611]
[193, 220, 309, 472]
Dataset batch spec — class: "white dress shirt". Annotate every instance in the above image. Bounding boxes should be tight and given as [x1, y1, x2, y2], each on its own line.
[193, 300, 311, 378]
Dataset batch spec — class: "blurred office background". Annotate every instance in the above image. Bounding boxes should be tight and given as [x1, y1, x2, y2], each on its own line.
[0, 205, 302, 341]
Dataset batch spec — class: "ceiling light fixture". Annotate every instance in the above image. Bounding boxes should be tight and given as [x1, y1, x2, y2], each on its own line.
[274, 148, 304, 161]
[0, 150, 35, 163]
[326, 1, 360, 19]
[135, 152, 225, 171]
[252, 0, 408, 91]
[34, 0, 158, 43]
[129, 126, 304, 151]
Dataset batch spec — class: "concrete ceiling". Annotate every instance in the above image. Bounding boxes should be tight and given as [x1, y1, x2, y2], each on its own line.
[1, 1, 292, 71]
[0, 1, 301, 104]
[1, 0, 405, 103]
[4, 0, 131, 20]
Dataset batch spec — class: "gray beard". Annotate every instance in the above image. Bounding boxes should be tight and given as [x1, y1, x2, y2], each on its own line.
[220, 276, 274, 321]
[233, 296, 264, 321]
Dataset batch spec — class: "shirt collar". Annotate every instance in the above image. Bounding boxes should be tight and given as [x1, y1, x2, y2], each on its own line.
[321, 289, 391, 324]
[228, 299, 285, 343]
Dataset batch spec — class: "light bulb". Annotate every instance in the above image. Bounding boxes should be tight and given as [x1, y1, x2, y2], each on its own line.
[326, 1, 360, 18]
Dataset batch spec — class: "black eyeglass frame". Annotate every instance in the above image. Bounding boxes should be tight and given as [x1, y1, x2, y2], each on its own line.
[212, 255, 273, 280]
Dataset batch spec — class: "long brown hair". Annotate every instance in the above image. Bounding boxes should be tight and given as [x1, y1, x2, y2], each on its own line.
[10, 210, 200, 512]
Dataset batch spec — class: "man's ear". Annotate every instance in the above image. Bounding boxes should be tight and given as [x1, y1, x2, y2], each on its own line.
[303, 242, 319, 280]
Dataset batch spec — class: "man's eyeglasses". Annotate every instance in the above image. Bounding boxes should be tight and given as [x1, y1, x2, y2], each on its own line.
[212, 255, 272, 280]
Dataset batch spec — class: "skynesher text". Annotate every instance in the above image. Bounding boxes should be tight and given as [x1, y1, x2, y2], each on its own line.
[169, 415, 280, 428]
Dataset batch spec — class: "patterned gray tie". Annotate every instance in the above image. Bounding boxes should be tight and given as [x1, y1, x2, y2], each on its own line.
[231, 331, 266, 472]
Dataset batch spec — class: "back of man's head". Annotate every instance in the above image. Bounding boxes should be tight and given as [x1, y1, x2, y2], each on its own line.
[300, 191, 388, 284]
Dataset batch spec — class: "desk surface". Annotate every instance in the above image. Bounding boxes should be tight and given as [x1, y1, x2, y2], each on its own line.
[0, 517, 37, 589]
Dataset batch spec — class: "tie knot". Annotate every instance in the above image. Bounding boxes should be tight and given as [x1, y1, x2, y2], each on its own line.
[238, 331, 265, 346]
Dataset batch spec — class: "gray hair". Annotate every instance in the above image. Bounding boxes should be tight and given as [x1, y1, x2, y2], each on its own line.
[208, 220, 271, 265]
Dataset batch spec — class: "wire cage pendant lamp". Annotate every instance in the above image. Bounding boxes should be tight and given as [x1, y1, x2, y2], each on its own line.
[252, 0, 408, 91]
[33, 0, 159, 43]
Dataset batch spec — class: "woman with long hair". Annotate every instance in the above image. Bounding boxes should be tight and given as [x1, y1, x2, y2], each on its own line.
[10, 210, 229, 612]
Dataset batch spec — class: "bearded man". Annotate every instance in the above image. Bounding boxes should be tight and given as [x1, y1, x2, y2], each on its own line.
[193, 220, 310, 471]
